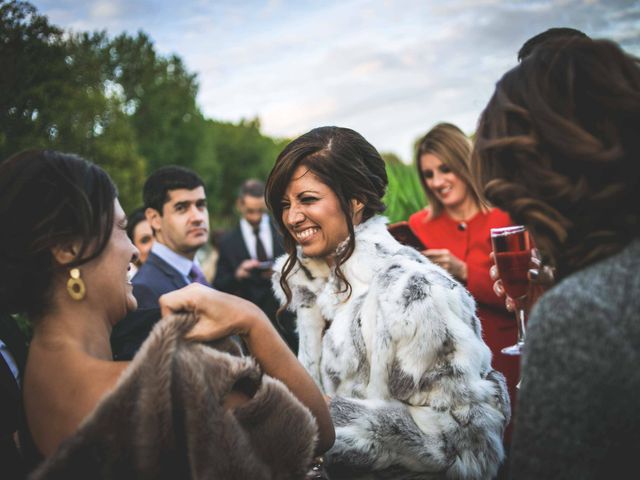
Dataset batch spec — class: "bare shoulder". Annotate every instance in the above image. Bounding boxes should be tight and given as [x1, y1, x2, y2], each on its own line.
[24, 346, 129, 456]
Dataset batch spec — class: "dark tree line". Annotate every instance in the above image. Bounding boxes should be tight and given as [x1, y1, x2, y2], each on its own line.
[1, 1, 288, 224]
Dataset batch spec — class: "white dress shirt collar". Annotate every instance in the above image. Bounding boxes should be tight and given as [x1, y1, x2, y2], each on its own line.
[151, 242, 201, 283]
[239, 215, 273, 260]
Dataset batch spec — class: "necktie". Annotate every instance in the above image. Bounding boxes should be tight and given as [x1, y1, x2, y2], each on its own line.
[253, 225, 268, 262]
[188, 263, 209, 286]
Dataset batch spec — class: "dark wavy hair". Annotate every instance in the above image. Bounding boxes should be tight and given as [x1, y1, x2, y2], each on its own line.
[265, 126, 388, 312]
[473, 37, 640, 279]
[517, 27, 588, 62]
[0, 150, 117, 318]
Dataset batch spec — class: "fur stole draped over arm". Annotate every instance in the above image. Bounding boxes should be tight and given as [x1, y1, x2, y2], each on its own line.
[30, 314, 318, 480]
[273, 216, 511, 479]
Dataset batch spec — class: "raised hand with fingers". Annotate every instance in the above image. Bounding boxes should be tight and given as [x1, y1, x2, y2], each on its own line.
[159, 283, 335, 454]
[423, 248, 468, 281]
[159, 283, 263, 341]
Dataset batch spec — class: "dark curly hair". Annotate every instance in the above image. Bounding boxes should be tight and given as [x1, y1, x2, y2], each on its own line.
[0, 150, 117, 318]
[473, 37, 640, 279]
[265, 126, 388, 312]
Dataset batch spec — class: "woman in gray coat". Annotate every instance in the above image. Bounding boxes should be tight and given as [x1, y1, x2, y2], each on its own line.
[473, 36, 640, 479]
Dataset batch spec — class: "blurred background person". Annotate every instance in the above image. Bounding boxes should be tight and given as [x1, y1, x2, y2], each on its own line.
[0, 149, 334, 476]
[214, 179, 298, 354]
[473, 36, 640, 479]
[266, 126, 510, 479]
[199, 228, 226, 285]
[125, 206, 154, 278]
[407, 122, 519, 448]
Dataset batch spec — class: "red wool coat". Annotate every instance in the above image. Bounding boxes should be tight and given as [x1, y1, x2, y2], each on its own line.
[409, 207, 519, 443]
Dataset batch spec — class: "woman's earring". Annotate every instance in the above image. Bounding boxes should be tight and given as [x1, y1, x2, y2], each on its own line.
[66, 268, 86, 301]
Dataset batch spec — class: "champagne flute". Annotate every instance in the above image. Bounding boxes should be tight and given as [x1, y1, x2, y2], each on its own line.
[491, 225, 533, 356]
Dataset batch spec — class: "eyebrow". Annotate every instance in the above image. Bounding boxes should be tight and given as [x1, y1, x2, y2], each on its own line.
[281, 190, 320, 201]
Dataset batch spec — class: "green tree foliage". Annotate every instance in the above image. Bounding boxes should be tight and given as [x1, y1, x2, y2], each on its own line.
[2, 1, 414, 225]
[383, 156, 427, 223]
[106, 32, 205, 174]
[0, 2, 146, 212]
[0, 0, 68, 155]
[200, 117, 289, 227]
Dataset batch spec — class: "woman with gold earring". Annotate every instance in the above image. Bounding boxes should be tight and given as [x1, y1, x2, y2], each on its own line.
[0, 150, 334, 476]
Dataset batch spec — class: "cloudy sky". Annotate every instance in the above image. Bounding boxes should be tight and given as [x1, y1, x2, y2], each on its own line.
[32, 0, 640, 162]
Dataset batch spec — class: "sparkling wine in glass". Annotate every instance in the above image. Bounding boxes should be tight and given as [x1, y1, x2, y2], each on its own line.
[491, 225, 533, 356]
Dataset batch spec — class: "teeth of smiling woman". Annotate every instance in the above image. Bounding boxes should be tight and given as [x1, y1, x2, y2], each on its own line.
[296, 228, 318, 240]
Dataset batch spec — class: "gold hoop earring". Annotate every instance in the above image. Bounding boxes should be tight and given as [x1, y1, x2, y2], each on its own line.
[66, 268, 86, 301]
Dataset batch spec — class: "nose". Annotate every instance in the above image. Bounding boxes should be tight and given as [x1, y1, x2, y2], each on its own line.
[190, 205, 206, 224]
[286, 204, 305, 226]
[431, 171, 445, 188]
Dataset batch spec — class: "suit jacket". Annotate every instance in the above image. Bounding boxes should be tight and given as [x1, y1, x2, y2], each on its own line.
[213, 220, 298, 353]
[132, 251, 189, 310]
[213, 221, 284, 306]
[111, 251, 190, 361]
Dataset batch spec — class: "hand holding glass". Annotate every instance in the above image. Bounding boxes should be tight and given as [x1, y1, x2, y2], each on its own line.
[491, 225, 533, 356]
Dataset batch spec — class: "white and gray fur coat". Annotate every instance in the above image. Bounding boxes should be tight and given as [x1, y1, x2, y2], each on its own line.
[273, 216, 510, 479]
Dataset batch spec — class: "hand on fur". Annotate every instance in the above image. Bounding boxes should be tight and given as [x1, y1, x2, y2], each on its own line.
[159, 283, 267, 342]
[423, 248, 468, 281]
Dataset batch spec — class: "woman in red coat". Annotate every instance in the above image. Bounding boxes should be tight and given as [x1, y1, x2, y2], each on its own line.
[408, 122, 519, 445]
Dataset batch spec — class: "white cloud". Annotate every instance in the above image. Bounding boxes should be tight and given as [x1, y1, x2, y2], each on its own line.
[90, 1, 121, 19]
[31, 0, 640, 162]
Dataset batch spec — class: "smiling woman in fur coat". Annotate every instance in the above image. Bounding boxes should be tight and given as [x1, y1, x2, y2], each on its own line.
[265, 126, 511, 480]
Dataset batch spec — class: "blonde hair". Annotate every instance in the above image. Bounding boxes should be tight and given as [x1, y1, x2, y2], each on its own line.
[414, 122, 484, 218]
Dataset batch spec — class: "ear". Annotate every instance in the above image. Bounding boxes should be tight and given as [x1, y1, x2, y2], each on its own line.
[145, 207, 162, 232]
[50, 241, 81, 266]
[351, 198, 365, 223]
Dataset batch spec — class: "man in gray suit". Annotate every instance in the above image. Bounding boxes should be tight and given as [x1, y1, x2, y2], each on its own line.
[111, 166, 210, 360]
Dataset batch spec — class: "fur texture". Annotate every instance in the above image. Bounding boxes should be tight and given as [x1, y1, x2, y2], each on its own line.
[30, 314, 318, 480]
[273, 216, 510, 479]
